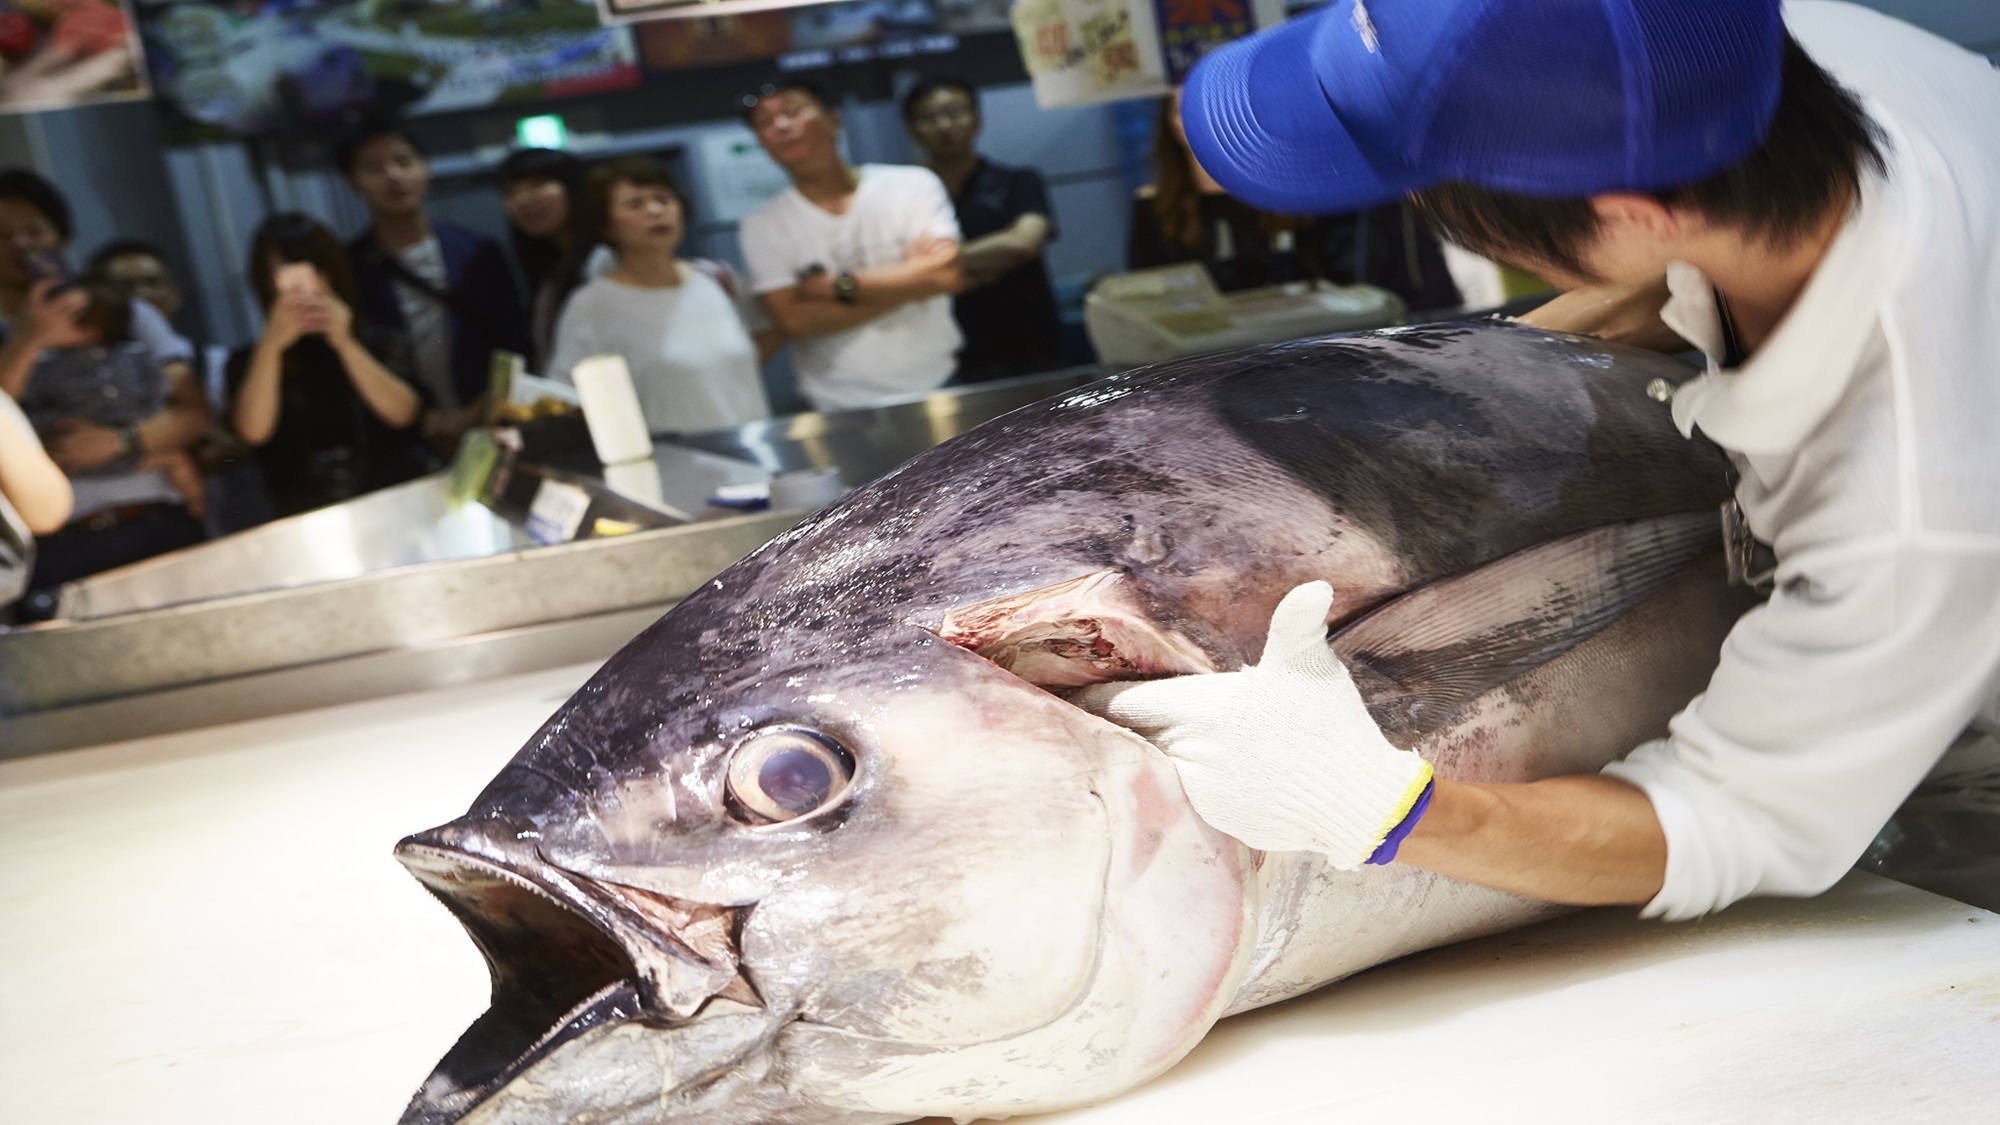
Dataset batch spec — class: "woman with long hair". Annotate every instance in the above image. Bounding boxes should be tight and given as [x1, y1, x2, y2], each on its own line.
[545, 157, 777, 434]
[495, 147, 584, 366]
[228, 212, 432, 517]
[1129, 91, 1462, 310]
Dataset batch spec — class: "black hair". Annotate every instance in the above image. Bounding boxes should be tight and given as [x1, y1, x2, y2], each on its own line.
[73, 277, 133, 344]
[246, 212, 360, 311]
[1413, 35, 1884, 279]
[495, 147, 583, 189]
[496, 148, 585, 292]
[550, 155, 689, 318]
[568, 156, 688, 255]
[901, 78, 978, 123]
[332, 116, 427, 176]
[0, 168, 72, 241]
[86, 238, 167, 275]
[741, 80, 832, 123]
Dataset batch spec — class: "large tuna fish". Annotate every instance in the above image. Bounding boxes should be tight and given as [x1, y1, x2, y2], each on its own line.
[396, 323, 1749, 1125]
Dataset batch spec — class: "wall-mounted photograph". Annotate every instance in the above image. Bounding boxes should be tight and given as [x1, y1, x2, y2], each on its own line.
[0, 0, 150, 113]
[136, 0, 638, 134]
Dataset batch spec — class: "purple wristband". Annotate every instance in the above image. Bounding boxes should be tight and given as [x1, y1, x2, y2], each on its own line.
[1365, 779, 1435, 866]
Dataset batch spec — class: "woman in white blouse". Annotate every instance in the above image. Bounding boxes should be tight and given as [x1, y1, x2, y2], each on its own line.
[546, 157, 780, 434]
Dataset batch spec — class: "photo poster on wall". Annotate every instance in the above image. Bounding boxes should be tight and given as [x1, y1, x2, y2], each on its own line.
[599, 0, 983, 30]
[622, 0, 1008, 74]
[1014, 0, 1281, 108]
[134, 0, 639, 136]
[693, 127, 793, 223]
[0, 0, 151, 115]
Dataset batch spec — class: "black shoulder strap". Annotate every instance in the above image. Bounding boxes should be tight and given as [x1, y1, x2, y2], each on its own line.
[362, 234, 514, 355]
[363, 236, 454, 308]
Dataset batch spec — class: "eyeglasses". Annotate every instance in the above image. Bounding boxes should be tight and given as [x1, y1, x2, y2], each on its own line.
[910, 106, 975, 127]
[502, 178, 563, 200]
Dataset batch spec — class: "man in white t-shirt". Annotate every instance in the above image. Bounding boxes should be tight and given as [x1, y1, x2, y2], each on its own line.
[738, 81, 964, 412]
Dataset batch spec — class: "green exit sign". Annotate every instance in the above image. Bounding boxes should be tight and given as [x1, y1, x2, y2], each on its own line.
[515, 114, 568, 150]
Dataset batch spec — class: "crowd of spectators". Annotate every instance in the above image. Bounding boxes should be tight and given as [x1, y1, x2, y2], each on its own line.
[0, 114, 551, 618]
[1, 78, 1473, 619]
[0, 168, 208, 619]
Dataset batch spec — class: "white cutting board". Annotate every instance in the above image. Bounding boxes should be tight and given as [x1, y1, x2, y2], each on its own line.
[2, 666, 1995, 1125]
[1025, 873, 2000, 1124]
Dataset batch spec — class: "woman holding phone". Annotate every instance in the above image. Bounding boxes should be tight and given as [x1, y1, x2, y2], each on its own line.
[228, 213, 432, 518]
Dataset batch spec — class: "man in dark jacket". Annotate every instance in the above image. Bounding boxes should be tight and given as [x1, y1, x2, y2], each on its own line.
[902, 79, 1065, 384]
[336, 120, 529, 451]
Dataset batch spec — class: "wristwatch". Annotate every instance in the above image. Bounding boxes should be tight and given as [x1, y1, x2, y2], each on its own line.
[115, 423, 142, 460]
[832, 271, 859, 304]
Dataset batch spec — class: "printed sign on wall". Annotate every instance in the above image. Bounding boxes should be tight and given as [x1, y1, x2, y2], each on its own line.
[0, 0, 150, 115]
[1153, 0, 1250, 84]
[137, 0, 637, 135]
[1013, 0, 1164, 107]
[1013, 0, 1281, 108]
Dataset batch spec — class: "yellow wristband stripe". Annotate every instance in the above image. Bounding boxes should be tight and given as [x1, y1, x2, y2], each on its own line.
[1370, 760, 1435, 847]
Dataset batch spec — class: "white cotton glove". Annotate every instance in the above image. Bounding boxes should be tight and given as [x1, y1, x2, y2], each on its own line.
[1072, 581, 1434, 869]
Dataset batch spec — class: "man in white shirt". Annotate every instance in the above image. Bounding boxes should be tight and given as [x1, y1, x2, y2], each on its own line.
[1079, 0, 2000, 919]
[738, 81, 965, 412]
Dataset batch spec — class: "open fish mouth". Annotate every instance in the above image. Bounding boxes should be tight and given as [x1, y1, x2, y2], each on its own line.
[395, 824, 770, 1125]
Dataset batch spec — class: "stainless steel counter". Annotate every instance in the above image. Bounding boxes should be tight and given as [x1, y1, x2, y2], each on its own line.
[0, 510, 801, 756]
[663, 367, 1098, 484]
[56, 475, 535, 621]
[0, 370, 1101, 757]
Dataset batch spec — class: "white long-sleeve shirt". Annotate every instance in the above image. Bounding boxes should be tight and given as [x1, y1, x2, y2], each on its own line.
[1600, 2, 2000, 921]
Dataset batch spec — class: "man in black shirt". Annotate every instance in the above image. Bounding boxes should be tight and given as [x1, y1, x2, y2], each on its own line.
[903, 79, 1066, 383]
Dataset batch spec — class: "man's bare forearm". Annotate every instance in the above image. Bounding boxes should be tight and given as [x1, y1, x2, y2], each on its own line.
[1397, 774, 1667, 906]
[764, 256, 961, 340]
[1517, 277, 1689, 353]
[0, 336, 39, 400]
[136, 362, 212, 454]
[960, 215, 1050, 289]
[851, 255, 962, 305]
[763, 292, 897, 339]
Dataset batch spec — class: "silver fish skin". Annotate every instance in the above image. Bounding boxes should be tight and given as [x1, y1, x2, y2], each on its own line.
[396, 323, 1748, 1125]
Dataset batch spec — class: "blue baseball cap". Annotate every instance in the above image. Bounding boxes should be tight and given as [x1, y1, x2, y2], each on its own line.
[1183, 0, 1785, 216]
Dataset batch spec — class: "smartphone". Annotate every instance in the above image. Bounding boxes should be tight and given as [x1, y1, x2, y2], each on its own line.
[23, 246, 69, 286]
[274, 261, 318, 299]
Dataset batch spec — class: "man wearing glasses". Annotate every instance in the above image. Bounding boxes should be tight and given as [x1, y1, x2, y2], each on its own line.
[903, 79, 1065, 384]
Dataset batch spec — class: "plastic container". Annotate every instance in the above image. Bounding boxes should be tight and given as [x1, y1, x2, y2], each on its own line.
[568, 354, 653, 466]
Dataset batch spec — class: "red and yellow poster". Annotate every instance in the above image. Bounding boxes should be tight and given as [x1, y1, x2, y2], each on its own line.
[635, 12, 793, 71]
[1153, 0, 1250, 85]
[0, 0, 149, 115]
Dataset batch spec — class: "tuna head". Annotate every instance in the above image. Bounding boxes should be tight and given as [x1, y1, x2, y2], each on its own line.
[395, 601, 1257, 1125]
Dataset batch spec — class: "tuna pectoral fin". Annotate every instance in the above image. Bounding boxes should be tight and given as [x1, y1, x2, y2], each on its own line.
[1333, 512, 1721, 744]
[938, 570, 1217, 687]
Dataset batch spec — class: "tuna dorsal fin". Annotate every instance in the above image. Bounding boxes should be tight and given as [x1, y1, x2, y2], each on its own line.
[1332, 512, 1720, 744]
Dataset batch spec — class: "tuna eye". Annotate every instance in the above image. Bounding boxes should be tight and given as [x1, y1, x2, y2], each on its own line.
[726, 729, 852, 823]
